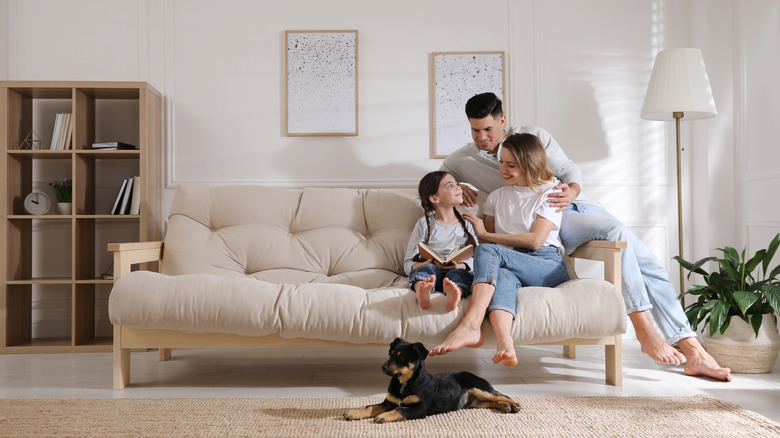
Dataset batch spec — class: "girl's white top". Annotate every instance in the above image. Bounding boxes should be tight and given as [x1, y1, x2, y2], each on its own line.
[403, 216, 478, 275]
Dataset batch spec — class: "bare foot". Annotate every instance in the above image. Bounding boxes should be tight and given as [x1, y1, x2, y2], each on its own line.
[678, 338, 733, 382]
[630, 311, 686, 365]
[429, 324, 483, 357]
[414, 276, 435, 309]
[637, 330, 686, 365]
[493, 337, 518, 367]
[443, 278, 462, 312]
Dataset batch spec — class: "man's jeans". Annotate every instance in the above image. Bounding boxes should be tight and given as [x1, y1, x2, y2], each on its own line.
[561, 202, 695, 344]
[472, 244, 569, 318]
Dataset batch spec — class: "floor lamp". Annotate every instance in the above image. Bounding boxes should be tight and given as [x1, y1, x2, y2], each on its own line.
[640, 48, 718, 295]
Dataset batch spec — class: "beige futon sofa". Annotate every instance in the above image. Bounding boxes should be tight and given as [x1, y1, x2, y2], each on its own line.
[109, 184, 627, 389]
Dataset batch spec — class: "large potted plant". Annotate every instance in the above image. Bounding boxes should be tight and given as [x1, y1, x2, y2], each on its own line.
[675, 233, 780, 373]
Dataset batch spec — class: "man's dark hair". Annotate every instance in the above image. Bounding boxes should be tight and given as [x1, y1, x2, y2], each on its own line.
[465, 92, 503, 119]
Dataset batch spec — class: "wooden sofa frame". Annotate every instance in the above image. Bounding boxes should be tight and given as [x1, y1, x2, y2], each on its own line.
[109, 239, 627, 390]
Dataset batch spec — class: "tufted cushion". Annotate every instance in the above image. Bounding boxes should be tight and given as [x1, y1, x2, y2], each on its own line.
[161, 185, 422, 289]
[110, 271, 625, 346]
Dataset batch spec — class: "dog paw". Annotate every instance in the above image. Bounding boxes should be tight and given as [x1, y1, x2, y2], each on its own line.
[343, 410, 359, 421]
[373, 415, 388, 424]
[498, 401, 520, 413]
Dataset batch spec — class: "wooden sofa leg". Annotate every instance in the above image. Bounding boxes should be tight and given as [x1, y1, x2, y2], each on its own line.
[563, 345, 576, 358]
[159, 348, 171, 361]
[605, 335, 623, 386]
[113, 325, 130, 389]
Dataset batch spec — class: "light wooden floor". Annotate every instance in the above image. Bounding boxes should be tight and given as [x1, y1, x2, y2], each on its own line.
[1, 338, 778, 423]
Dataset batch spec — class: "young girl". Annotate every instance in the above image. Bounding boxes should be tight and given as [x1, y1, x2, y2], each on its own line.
[429, 133, 570, 366]
[404, 171, 479, 311]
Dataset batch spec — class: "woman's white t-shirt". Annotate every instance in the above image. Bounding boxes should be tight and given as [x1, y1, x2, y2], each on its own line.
[483, 182, 564, 253]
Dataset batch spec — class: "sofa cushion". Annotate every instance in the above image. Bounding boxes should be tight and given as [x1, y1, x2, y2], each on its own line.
[161, 185, 422, 289]
[109, 271, 626, 346]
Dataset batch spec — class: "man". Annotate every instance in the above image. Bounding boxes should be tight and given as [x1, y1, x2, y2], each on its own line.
[432, 92, 731, 382]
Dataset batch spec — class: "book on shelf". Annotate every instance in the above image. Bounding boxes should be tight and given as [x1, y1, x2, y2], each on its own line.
[110, 178, 129, 215]
[118, 177, 134, 214]
[417, 242, 474, 264]
[49, 113, 73, 150]
[91, 141, 137, 150]
[129, 176, 141, 215]
[63, 114, 73, 150]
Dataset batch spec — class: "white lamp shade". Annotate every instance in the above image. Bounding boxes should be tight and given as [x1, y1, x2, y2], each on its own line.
[641, 48, 717, 121]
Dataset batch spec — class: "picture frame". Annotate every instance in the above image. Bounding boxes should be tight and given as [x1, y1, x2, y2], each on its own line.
[431, 51, 506, 157]
[285, 30, 359, 136]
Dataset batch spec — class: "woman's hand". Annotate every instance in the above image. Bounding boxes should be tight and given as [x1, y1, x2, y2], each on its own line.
[462, 213, 486, 238]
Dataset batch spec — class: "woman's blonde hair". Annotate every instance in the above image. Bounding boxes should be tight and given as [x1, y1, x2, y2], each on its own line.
[501, 133, 556, 193]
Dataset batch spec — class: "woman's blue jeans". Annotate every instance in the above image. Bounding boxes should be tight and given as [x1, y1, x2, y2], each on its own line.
[560, 202, 695, 344]
[471, 244, 569, 318]
[408, 264, 473, 297]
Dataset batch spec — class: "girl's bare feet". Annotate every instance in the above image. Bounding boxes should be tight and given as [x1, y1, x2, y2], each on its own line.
[630, 311, 686, 364]
[443, 278, 462, 312]
[429, 324, 483, 356]
[678, 337, 733, 382]
[493, 336, 518, 367]
[414, 276, 435, 309]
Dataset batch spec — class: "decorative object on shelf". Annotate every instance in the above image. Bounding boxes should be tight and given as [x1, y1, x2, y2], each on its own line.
[675, 233, 780, 373]
[23, 191, 51, 215]
[285, 30, 358, 136]
[17, 130, 42, 150]
[641, 48, 718, 295]
[50, 178, 73, 215]
[49, 177, 72, 203]
[431, 51, 505, 158]
[56, 202, 72, 215]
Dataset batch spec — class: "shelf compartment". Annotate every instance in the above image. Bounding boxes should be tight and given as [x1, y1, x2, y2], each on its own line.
[3, 284, 72, 347]
[5, 218, 72, 282]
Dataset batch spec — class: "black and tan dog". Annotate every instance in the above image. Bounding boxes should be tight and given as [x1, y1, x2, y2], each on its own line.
[343, 337, 520, 423]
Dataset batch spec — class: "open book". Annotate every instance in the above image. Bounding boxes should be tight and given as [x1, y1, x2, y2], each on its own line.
[418, 242, 474, 264]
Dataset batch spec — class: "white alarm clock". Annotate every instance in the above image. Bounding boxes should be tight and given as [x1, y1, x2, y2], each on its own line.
[23, 191, 51, 215]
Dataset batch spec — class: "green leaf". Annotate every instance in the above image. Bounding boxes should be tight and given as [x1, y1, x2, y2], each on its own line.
[708, 301, 729, 336]
[717, 258, 740, 283]
[763, 233, 780, 275]
[719, 246, 741, 267]
[764, 283, 780, 316]
[733, 291, 760, 314]
[746, 249, 765, 277]
[769, 264, 780, 282]
[750, 312, 764, 338]
[675, 255, 714, 277]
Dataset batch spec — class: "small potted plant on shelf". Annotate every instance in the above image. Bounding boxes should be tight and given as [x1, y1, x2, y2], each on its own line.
[49, 177, 73, 215]
[675, 233, 780, 373]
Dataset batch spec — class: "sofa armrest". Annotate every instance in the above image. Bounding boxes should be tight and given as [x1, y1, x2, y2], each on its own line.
[569, 240, 627, 291]
[107, 241, 164, 281]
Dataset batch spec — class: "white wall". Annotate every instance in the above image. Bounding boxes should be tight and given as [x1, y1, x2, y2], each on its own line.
[3, 0, 780, 333]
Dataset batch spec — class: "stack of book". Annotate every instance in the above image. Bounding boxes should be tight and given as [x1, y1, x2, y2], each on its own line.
[91, 141, 137, 150]
[110, 176, 141, 215]
[50, 113, 74, 150]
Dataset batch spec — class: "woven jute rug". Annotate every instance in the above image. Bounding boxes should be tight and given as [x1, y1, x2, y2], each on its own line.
[0, 395, 778, 437]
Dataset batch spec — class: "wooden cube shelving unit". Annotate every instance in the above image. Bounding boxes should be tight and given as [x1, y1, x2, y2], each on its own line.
[1, 81, 161, 353]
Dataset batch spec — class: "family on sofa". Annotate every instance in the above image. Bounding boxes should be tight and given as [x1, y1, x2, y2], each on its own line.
[409, 92, 731, 381]
[107, 92, 731, 390]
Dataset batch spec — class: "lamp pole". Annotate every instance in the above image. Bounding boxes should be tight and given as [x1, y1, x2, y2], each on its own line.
[673, 111, 685, 297]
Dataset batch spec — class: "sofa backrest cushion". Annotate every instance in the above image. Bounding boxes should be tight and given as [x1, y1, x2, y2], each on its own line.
[161, 185, 423, 288]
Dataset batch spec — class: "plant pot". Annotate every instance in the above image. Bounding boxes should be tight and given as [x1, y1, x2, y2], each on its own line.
[57, 202, 72, 215]
[703, 313, 780, 373]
